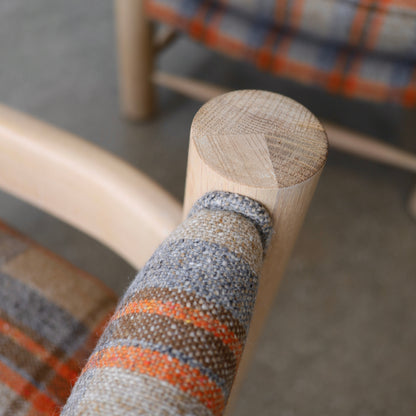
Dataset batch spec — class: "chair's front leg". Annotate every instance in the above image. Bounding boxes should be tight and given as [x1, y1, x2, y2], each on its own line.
[114, 0, 155, 120]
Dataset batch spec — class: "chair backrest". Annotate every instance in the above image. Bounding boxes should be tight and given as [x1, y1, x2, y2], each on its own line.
[0, 90, 328, 415]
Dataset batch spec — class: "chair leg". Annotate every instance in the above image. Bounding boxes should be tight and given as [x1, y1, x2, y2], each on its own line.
[408, 185, 416, 219]
[114, 0, 155, 120]
[183, 91, 328, 414]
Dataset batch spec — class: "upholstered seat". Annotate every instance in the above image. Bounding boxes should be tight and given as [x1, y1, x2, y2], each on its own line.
[0, 221, 117, 415]
[146, 0, 416, 105]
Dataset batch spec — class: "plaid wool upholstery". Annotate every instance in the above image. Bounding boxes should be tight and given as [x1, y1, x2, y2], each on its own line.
[146, 0, 416, 106]
[62, 192, 272, 416]
[0, 221, 117, 415]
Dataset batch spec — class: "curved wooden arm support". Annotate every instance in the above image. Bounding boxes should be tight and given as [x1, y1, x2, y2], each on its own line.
[0, 104, 181, 270]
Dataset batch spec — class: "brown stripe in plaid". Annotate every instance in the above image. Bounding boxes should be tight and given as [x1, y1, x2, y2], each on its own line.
[0, 334, 70, 403]
[0, 227, 27, 265]
[2, 247, 115, 330]
[168, 208, 264, 273]
[125, 287, 247, 343]
[62, 191, 272, 416]
[0, 309, 73, 365]
[0, 383, 31, 416]
[0, 308, 98, 385]
[106, 313, 238, 380]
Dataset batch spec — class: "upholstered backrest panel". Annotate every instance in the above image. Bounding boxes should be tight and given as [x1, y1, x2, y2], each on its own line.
[146, 0, 416, 106]
[0, 221, 117, 415]
[202, 0, 416, 59]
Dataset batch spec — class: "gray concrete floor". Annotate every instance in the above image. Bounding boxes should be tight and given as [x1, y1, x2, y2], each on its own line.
[1, 1, 415, 415]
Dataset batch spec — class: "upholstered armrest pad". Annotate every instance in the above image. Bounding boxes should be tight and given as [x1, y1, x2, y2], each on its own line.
[62, 191, 272, 416]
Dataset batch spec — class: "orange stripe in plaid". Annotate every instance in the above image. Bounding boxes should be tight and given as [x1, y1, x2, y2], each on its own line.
[278, 57, 323, 84]
[349, 0, 372, 46]
[205, 3, 225, 47]
[83, 345, 225, 416]
[212, 33, 247, 58]
[290, 0, 305, 30]
[271, 32, 294, 73]
[0, 318, 79, 382]
[392, 0, 416, 7]
[343, 54, 364, 97]
[189, 1, 210, 39]
[113, 299, 243, 359]
[275, 0, 288, 26]
[256, 31, 278, 70]
[365, 0, 392, 50]
[0, 360, 59, 414]
[326, 52, 348, 93]
[401, 66, 416, 107]
[351, 78, 390, 101]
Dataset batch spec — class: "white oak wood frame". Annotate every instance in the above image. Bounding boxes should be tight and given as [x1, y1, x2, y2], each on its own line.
[114, 0, 155, 119]
[183, 90, 328, 414]
[153, 71, 228, 103]
[0, 103, 182, 270]
[325, 122, 416, 173]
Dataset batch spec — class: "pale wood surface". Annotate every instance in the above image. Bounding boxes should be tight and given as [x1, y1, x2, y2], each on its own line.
[0, 104, 181, 270]
[153, 71, 228, 103]
[183, 90, 328, 414]
[114, 0, 155, 119]
[324, 122, 416, 173]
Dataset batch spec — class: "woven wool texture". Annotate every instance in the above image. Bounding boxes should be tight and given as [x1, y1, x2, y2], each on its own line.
[61, 191, 272, 416]
[0, 221, 117, 415]
[146, 0, 416, 106]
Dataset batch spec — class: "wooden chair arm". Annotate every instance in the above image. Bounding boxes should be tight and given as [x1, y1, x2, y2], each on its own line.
[0, 103, 181, 270]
